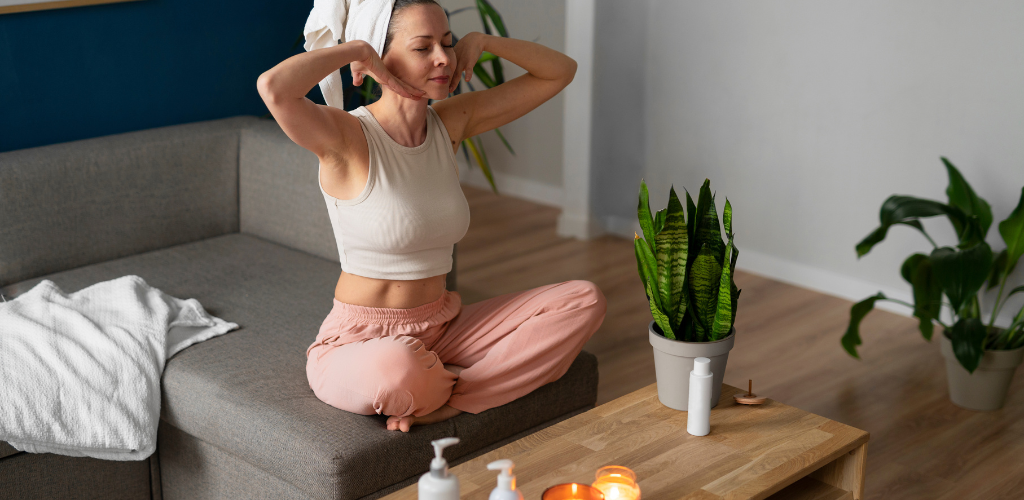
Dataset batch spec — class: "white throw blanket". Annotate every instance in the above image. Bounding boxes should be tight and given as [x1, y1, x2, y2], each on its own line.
[0, 275, 239, 461]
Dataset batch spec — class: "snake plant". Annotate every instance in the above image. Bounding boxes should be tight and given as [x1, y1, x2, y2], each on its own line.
[843, 157, 1024, 373]
[635, 178, 741, 342]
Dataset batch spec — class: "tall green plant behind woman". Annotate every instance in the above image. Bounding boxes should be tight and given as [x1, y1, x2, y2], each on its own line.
[635, 178, 741, 342]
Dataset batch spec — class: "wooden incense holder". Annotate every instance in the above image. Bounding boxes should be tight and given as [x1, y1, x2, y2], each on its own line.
[733, 379, 767, 405]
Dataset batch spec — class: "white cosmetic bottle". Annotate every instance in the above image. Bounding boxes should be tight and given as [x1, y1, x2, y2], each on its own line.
[418, 437, 460, 500]
[486, 459, 524, 500]
[686, 357, 712, 436]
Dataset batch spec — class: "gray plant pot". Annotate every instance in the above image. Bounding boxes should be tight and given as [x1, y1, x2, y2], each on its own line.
[648, 321, 735, 411]
[939, 330, 1024, 411]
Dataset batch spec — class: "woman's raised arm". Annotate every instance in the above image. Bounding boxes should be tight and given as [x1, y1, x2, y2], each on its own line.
[434, 32, 577, 143]
[256, 41, 424, 160]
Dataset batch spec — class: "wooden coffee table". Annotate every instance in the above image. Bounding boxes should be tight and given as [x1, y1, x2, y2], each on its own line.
[382, 383, 869, 500]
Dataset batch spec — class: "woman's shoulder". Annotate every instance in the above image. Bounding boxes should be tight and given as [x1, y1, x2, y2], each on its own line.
[429, 102, 466, 150]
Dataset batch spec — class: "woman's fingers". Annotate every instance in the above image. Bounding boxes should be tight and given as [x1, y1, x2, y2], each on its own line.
[449, 66, 462, 93]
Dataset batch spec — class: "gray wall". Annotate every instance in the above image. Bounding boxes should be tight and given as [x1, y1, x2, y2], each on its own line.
[439, 0, 566, 205]
[594, 0, 1024, 327]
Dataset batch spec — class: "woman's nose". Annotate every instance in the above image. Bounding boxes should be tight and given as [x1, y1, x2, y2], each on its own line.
[433, 45, 451, 67]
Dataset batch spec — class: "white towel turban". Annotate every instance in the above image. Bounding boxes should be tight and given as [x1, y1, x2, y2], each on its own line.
[303, 0, 398, 109]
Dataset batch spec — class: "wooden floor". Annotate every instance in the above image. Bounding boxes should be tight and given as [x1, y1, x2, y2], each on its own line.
[456, 184, 1024, 500]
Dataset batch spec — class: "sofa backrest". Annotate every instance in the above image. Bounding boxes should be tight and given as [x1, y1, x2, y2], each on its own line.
[0, 116, 258, 288]
[238, 119, 340, 264]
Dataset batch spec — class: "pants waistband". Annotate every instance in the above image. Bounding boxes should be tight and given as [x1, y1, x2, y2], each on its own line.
[329, 288, 454, 326]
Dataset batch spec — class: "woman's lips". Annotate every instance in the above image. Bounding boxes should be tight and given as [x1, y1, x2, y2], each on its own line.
[430, 75, 449, 83]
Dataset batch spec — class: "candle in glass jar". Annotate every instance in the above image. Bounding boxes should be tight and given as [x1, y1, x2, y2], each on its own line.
[541, 482, 606, 500]
[591, 465, 640, 500]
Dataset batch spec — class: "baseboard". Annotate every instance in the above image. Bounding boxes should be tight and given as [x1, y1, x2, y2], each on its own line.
[458, 165, 563, 209]
[601, 215, 921, 321]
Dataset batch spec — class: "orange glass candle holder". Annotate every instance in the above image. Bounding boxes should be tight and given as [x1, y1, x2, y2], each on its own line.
[542, 483, 606, 500]
[591, 465, 640, 500]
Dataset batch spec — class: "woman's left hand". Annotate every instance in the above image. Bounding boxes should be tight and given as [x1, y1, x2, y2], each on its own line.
[449, 32, 487, 94]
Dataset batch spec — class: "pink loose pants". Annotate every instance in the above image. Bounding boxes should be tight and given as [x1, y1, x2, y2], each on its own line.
[305, 280, 607, 417]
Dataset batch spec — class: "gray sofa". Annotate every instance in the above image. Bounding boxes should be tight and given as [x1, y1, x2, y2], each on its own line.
[0, 116, 599, 499]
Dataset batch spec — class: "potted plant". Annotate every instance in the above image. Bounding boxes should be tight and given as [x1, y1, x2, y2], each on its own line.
[635, 178, 741, 411]
[842, 157, 1024, 411]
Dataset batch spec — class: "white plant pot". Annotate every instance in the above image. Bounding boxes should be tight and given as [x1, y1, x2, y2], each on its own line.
[648, 320, 735, 411]
[939, 330, 1024, 411]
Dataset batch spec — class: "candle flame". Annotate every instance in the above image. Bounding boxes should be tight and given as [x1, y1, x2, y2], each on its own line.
[572, 483, 578, 495]
[609, 486, 620, 499]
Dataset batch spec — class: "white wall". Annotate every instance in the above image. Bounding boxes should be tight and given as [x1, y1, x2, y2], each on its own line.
[595, 0, 1024, 327]
[438, 0, 566, 207]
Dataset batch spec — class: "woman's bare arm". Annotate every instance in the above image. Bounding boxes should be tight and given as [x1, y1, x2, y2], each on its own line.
[434, 33, 577, 142]
[256, 41, 374, 159]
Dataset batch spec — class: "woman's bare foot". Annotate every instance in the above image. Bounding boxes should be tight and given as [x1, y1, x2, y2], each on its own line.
[386, 364, 466, 432]
[386, 404, 464, 432]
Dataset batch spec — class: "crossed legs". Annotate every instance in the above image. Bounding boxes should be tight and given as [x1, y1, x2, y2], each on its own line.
[306, 280, 607, 432]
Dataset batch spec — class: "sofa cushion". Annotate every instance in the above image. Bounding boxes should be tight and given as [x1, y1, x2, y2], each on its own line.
[7, 233, 598, 499]
[239, 118, 340, 265]
[0, 116, 259, 289]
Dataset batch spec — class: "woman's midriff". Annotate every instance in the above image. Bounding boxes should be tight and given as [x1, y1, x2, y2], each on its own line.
[334, 271, 448, 310]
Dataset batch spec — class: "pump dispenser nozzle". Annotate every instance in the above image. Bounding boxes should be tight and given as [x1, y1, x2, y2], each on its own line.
[486, 459, 523, 500]
[429, 437, 459, 478]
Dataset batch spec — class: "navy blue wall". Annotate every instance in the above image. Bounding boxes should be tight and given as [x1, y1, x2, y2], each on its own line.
[0, 0, 322, 153]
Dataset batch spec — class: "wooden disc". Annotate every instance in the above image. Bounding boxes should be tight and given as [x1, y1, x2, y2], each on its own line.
[733, 394, 767, 405]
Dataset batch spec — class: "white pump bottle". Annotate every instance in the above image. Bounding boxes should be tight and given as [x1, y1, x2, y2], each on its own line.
[687, 356, 713, 436]
[418, 437, 460, 500]
[486, 459, 524, 500]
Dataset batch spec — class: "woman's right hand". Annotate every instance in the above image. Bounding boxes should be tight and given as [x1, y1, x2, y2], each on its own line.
[350, 42, 426, 100]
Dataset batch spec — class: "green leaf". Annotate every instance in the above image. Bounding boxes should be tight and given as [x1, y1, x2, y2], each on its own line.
[476, 0, 509, 37]
[998, 186, 1024, 274]
[645, 279, 675, 340]
[472, 64, 497, 88]
[637, 180, 657, 254]
[493, 127, 515, 155]
[908, 255, 942, 341]
[689, 241, 722, 342]
[711, 237, 735, 340]
[942, 157, 993, 242]
[949, 318, 987, 373]
[655, 187, 688, 330]
[654, 209, 667, 235]
[901, 253, 928, 284]
[698, 194, 725, 267]
[685, 189, 697, 244]
[655, 186, 688, 319]
[463, 137, 497, 193]
[635, 234, 662, 314]
[987, 249, 1009, 290]
[723, 198, 733, 236]
[930, 242, 993, 316]
[730, 286, 741, 332]
[1003, 285, 1024, 304]
[856, 196, 969, 258]
[842, 292, 886, 358]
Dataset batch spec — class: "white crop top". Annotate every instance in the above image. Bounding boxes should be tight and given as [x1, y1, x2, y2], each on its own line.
[318, 105, 471, 280]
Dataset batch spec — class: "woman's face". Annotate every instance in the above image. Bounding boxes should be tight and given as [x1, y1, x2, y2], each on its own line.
[383, 4, 456, 101]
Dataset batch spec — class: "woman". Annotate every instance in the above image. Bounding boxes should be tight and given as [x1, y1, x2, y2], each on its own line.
[257, 0, 606, 432]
